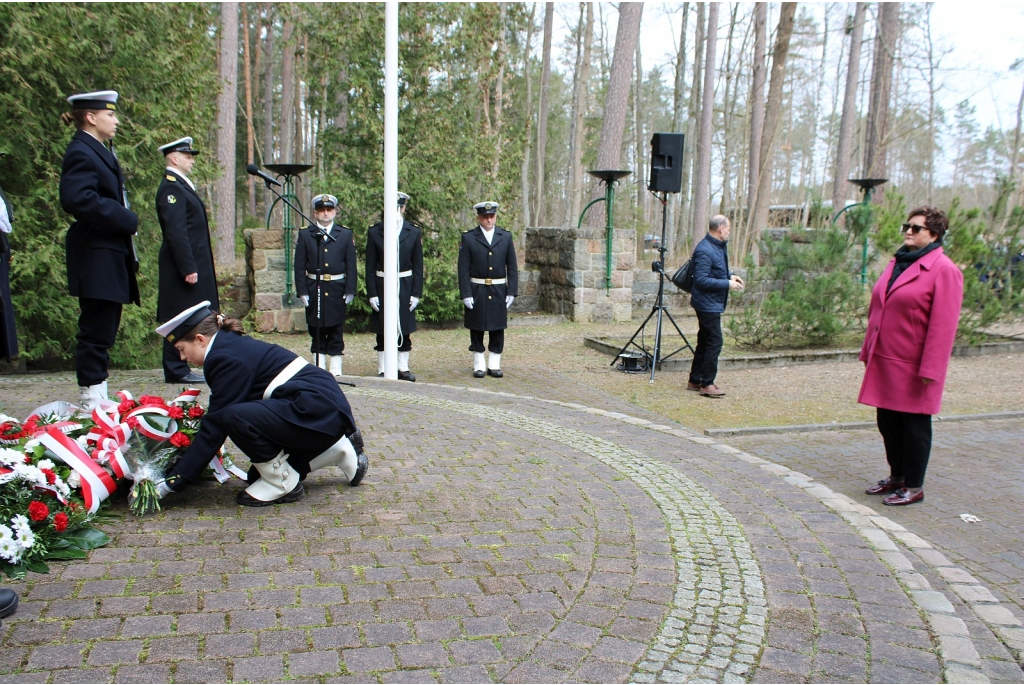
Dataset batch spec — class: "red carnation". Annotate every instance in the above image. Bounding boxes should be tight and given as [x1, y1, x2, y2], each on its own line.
[53, 512, 69, 532]
[188, 406, 205, 418]
[169, 432, 191, 449]
[28, 500, 50, 521]
[140, 395, 166, 406]
[126, 416, 140, 429]
[117, 400, 135, 414]
[23, 454, 31, 463]
[167, 406, 184, 420]
[41, 468, 57, 485]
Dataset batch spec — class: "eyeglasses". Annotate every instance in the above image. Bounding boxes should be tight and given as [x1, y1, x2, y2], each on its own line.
[901, 223, 929, 234]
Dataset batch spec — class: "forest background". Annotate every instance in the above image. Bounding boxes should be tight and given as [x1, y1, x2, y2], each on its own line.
[0, 2, 1022, 368]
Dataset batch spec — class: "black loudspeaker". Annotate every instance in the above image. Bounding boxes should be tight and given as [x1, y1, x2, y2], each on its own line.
[648, 132, 684, 193]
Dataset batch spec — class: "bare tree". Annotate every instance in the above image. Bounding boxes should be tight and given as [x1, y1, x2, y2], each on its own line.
[215, 1, 239, 265]
[491, 2, 508, 179]
[678, 3, 704, 248]
[667, 2, 689, 256]
[534, 2, 554, 225]
[832, 3, 867, 217]
[863, 3, 900, 184]
[242, 2, 256, 218]
[691, 2, 718, 244]
[743, 1, 767, 238]
[567, 2, 594, 226]
[280, 9, 296, 162]
[718, 4, 739, 216]
[634, 30, 645, 215]
[592, 2, 643, 227]
[746, 2, 797, 260]
[520, 2, 536, 227]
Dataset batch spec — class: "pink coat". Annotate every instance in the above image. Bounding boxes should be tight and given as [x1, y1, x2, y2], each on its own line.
[858, 247, 964, 415]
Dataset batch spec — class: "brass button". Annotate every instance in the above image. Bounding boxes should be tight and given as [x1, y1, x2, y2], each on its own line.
[488, 251, 493, 255]
[488, 295, 492, 299]
[489, 266, 493, 270]
[325, 262, 329, 266]
[324, 248, 328, 252]
[324, 292, 329, 296]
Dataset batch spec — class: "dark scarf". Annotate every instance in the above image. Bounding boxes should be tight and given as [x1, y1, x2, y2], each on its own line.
[887, 240, 942, 292]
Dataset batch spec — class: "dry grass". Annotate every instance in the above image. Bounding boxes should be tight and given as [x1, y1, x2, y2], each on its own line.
[262, 314, 1024, 432]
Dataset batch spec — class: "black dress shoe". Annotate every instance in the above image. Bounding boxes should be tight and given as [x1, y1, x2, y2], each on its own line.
[377, 372, 384, 377]
[487, 369, 503, 378]
[168, 372, 205, 384]
[349, 453, 369, 487]
[0, 588, 18, 619]
[473, 370, 486, 378]
[397, 370, 416, 382]
[236, 483, 304, 507]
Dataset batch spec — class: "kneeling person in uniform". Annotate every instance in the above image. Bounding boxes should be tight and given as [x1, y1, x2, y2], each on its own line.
[458, 201, 518, 378]
[294, 194, 355, 379]
[154, 301, 369, 507]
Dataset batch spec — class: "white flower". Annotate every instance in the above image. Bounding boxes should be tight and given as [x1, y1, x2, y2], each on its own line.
[24, 438, 41, 450]
[0, 448, 23, 467]
[37, 458, 55, 470]
[13, 463, 46, 487]
[67, 471, 81, 489]
[0, 524, 12, 544]
[55, 479, 71, 497]
[75, 435, 90, 450]
[0, 537, 21, 563]
[0, 413, 18, 424]
[11, 515, 31, 538]
[16, 528, 34, 550]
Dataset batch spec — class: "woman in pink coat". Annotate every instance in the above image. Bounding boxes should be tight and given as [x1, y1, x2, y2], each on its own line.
[858, 206, 963, 506]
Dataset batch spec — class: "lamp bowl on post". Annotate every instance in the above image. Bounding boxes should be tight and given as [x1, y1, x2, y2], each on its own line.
[584, 170, 631, 291]
[264, 164, 313, 305]
[847, 178, 887, 286]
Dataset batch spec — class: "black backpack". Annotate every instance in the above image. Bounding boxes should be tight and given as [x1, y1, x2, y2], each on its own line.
[670, 257, 696, 293]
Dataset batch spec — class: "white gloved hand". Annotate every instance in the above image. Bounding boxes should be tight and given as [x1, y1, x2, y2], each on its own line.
[156, 481, 173, 499]
[299, 295, 310, 308]
[505, 295, 515, 309]
[344, 294, 354, 305]
[463, 297, 474, 309]
[369, 297, 380, 312]
[409, 296, 420, 311]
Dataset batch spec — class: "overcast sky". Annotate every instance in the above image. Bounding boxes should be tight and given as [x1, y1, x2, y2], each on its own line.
[550, 2, 1024, 132]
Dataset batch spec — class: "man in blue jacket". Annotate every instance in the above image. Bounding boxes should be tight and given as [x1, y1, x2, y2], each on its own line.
[689, 215, 744, 397]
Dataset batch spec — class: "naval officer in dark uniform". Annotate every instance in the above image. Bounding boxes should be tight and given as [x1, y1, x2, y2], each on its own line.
[155, 136, 217, 384]
[155, 301, 368, 506]
[458, 201, 518, 378]
[365, 192, 423, 381]
[294, 193, 356, 380]
[59, 90, 139, 411]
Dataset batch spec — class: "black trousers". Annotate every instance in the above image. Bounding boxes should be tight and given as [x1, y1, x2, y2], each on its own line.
[163, 338, 192, 382]
[76, 298, 122, 387]
[876, 408, 933, 488]
[468, 329, 504, 354]
[689, 310, 723, 387]
[214, 401, 351, 481]
[375, 332, 411, 352]
[310, 322, 345, 355]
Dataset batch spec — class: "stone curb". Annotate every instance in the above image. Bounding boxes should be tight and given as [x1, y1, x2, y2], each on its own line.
[704, 411, 1024, 437]
[393, 379, 1022, 680]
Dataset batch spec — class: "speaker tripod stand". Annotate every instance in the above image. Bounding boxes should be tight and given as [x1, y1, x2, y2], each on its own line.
[611, 191, 694, 383]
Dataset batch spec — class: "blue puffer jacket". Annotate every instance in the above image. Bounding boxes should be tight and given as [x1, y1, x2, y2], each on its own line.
[689, 233, 731, 313]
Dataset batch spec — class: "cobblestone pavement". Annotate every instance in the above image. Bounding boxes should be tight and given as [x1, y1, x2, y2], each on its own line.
[1, 370, 1022, 683]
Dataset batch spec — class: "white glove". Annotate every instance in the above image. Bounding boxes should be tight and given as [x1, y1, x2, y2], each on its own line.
[156, 481, 173, 499]
[410, 296, 420, 311]
[299, 295, 310, 308]
[505, 295, 515, 309]
[369, 297, 380, 311]
[344, 294, 354, 305]
[463, 297, 474, 309]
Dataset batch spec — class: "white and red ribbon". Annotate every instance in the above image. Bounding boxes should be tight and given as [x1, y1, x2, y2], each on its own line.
[39, 429, 117, 514]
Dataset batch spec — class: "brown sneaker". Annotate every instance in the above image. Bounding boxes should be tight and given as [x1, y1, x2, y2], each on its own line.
[699, 384, 725, 397]
[687, 382, 701, 392]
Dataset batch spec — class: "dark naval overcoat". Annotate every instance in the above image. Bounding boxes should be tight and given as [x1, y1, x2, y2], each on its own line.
[365, 220, 424, 339]
[294, 222, 357, 328]
[155, 170, 219, 322]
[59, 130, 139, 304]
[458, 225, 518, 332]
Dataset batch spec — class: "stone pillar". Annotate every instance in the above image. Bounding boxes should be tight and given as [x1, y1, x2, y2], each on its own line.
[244, 229, 305, 333]
[524, 226, 634, 322]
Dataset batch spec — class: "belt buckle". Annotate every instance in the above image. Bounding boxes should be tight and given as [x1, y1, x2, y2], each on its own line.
[322, 274, 331, 281]
[484, 278, 492, 285]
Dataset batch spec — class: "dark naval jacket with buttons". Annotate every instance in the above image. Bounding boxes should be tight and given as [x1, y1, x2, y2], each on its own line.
[165, 330, 356, 490]
[294, 222, 356, 328]
[365, 219, 424, 338]
[155, 170, 219, 322]
[458, 225, 518, 332]
[60, 130, 139, 304]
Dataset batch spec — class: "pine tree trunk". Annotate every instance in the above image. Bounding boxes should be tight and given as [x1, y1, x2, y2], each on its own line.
[863, 3, 900, 187]
[743, 1, 766, 242]
[691, 2, 718, 245]
[261, 3, 275, 216]
[680, 3, 705, 248]
[534, 2, 554, 225]
[280, 11, 295, 162]
[832, 2, 866, 220]
[593, 2, 643, 228]
[215, 1, 239, 265]
[491, 3, 507, 180]
[668, 2, 688, 256]
[242, 2, 256, 218]
[567, 2, 594, 227]
[747, 2, 797, 262]
[520, 2, 536, 228]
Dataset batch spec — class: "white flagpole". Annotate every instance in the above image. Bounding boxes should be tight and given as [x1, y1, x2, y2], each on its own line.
[383, 1, 399, 380]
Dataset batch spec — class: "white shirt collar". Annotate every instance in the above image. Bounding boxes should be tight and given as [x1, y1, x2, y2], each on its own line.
[317, 221, 333, 233]
[166, 167, 196, 192]
[480, 225, 494, 245]
[202, 331, 218, 362]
